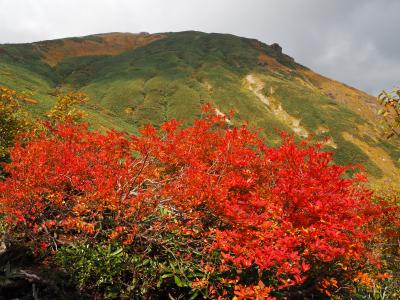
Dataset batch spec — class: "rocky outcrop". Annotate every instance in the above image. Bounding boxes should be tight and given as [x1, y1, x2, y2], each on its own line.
[270, 43, 283, 54]
[269, 43, 295, 66]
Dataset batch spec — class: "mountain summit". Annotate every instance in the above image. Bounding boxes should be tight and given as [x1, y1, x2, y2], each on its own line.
[0, 31, 398, 183]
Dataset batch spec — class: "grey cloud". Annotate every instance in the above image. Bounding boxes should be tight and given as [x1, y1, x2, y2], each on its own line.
[0, 0, 399, 94]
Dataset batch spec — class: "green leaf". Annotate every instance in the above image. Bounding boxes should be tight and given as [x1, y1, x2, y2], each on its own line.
[159, 206, 169, 216]
[161, 273, 174, 279]
[174, 275, 185, 287]
[189, 291, 199, 300]
[110, 248, 123, 257]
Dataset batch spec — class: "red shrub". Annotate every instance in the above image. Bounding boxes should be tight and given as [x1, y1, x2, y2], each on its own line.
[0, 107, 387, 298]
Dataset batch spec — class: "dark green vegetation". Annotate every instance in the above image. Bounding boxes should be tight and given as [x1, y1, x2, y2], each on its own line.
[0, 31, 398, 183]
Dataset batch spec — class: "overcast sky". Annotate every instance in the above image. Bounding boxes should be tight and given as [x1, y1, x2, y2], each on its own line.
[0, 0, 399, 95]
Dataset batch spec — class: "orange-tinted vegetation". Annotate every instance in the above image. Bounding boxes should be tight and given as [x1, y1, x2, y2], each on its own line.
[299, 69, 378, 120]
[1, 105, 398, 299]
[36, 32, 165, 66]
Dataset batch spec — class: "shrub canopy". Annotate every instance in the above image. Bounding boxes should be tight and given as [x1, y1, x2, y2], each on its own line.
[0, 105, 389, 298]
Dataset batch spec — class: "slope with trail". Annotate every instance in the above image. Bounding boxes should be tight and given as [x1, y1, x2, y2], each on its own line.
[0, 31, 398, 184]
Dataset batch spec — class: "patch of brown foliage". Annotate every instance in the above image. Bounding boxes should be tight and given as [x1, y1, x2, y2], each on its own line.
[299, 69, 378, 120]
[38, 33, 165, 66]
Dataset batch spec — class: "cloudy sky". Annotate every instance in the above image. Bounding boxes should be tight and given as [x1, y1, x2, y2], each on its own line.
[0, 0, 399, 95]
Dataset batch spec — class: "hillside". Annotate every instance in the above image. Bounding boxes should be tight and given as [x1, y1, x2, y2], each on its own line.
[0, 31, 398, 184]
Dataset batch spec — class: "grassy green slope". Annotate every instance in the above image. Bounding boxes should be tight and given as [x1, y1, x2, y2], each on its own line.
[0, 31, 398, 183]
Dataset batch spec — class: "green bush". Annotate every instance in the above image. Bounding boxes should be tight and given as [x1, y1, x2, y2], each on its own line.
[55, 232, 212, 299]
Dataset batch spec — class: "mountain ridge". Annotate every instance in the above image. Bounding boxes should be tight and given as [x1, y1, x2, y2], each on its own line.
[0, 31, 398, 184]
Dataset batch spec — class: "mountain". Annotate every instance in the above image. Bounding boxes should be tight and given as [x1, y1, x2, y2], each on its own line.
[0, 31, 398, 184]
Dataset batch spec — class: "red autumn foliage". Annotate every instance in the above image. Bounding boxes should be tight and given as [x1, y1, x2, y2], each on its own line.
[0, 106, 389, 298]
